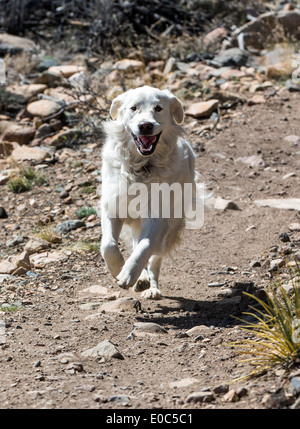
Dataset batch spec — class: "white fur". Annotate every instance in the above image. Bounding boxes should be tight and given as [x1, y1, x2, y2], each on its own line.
[99, 86, 205, 299]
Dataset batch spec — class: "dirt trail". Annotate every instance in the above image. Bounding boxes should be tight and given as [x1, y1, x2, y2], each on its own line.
[0, 91, 300, 409]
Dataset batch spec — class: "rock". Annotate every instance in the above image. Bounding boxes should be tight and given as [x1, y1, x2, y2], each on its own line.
[0, 251, 31, 275]
[213, 384, 229, 394]
[0, 141, 19, 158]
[45, 128, 82, 148]
[289, 223, 300, 232]
[131, 322, 168, 337]
[284, 135, 300, 145]
[269, 259, 285, 271]
[3, 84, 47, 105]
[185, 99, 219, 119]
[2, 125, 36, 145]
[254, 199, 300, 211]
[236, 155, 265, 168]
[237, 387, 248, 398]
[0, 207, 8, 218]
[26, 99, 63, 118]
[79, 285, 120, 300]
[66, 362, 84, 373]
[279, 232, 290, 242]
[0, 274, 11, 284]
[81, 340, 124, 360]
[219, 68, 246, 80]
[212, 48, 249, 67]
[261, 389, 288, 408]
[47, 65, 85, 78]
[34, 71, 65, 87]
[68, 71, 90, 90]
[248, 94, 267, 105]
[6, 235, 24, 247]
[285, 79, 300, 92]
[113, 59, 144, 73]
[169, 378, 199, 389]
[54, 220, 85, 235]
[24, 238, 51, 255]
[0, 33, 38, 55]
[223, 389, 239, 402]
[0, 172, 12, 186]
[250, 260, 261, 268]
[35, 123, 53, 139]
[186, 391, 214, 404]
[37, 58, 58, 72]
[109, 395, 131, 403]
[186, 63, 216, 80]
[283, 172, 296, 180]
[290, 377, 300, 396]
[100, 297, 141, 314]
[11, 145, 51, 163]
[230, 11, 300, 51]
[203, 28, 228, 50]
[30, 251, 68, 268]
[266, 62, 293, 80]
[214, 197, 239, 211]
[163, 57, 177, 75]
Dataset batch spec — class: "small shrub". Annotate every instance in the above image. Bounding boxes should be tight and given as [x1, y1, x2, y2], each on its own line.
[230, 266, 300, 379]
[8, 175, 33, 193]
[69, 240, 100, 253]
[33, 225, 62, 244]
[75, 206, 97, 219]
[8, 166, 47, 193]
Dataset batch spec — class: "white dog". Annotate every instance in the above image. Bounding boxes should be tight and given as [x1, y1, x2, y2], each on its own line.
[100, 85, 205, 299]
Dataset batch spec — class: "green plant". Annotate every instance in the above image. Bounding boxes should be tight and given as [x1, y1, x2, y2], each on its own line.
[8, 175, 33, 193]
[80, 185, 97, 194]
[230, 267, 300, 379]
[67, 240, 100, 253]
[33, 225, 62, 244]
[8, 166, 47, 193]
[0, 305, 21, 312]
[75, 206, 97, 219]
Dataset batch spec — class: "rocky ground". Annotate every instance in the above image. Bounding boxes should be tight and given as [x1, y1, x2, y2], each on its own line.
[1, 3, 300, 410]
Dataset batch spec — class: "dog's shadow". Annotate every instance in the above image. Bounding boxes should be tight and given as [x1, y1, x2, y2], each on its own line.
[136, 292, 262, 330]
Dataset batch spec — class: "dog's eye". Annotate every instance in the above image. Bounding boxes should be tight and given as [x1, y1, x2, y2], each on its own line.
[154, 105, 162, 112]
[130, 106, 137, 111]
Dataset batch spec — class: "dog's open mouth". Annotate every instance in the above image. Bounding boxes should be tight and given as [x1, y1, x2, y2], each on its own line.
[132, 132, 161, 156]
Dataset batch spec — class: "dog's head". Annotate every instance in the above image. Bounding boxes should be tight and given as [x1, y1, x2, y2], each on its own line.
[109, 86, 184, 157]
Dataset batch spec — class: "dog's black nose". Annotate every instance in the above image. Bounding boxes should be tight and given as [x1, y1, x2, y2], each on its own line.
[138, 122, 154, 133]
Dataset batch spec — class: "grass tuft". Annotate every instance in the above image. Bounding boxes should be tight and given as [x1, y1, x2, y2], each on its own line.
[75, 206, 97, 219]
[230, 263, 300, 380]
[66, 240, 100, 253]
[8, 166, 47, 193]
[33, 225, 62, 244]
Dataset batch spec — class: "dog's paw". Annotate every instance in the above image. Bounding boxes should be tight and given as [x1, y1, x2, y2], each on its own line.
[133, 270, 150, 292]
[117, 266, 139, 290]
[141, 288, 162, 300]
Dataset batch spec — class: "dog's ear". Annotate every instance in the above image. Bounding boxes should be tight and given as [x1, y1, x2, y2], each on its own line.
[110, 93, 125, 120]
[163, 90, 184, 125]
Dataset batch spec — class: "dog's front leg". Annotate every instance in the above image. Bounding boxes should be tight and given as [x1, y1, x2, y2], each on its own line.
[117, 219, 167, 290]
[101, 212, 124, 278]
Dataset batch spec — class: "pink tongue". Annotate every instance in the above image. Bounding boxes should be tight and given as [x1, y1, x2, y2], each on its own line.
[139, 135, 156, 148]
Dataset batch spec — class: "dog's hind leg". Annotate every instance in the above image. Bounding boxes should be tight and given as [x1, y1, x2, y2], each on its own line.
[101, 213, 124, 278]
[141, 255, 162, 300]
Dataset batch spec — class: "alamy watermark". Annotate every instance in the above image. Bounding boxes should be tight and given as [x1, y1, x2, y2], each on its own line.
[291, 53, 300, 85]
[0, 59, 5, 85]
[107, 181, 205, 229]
[0, 318, 6, 345]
